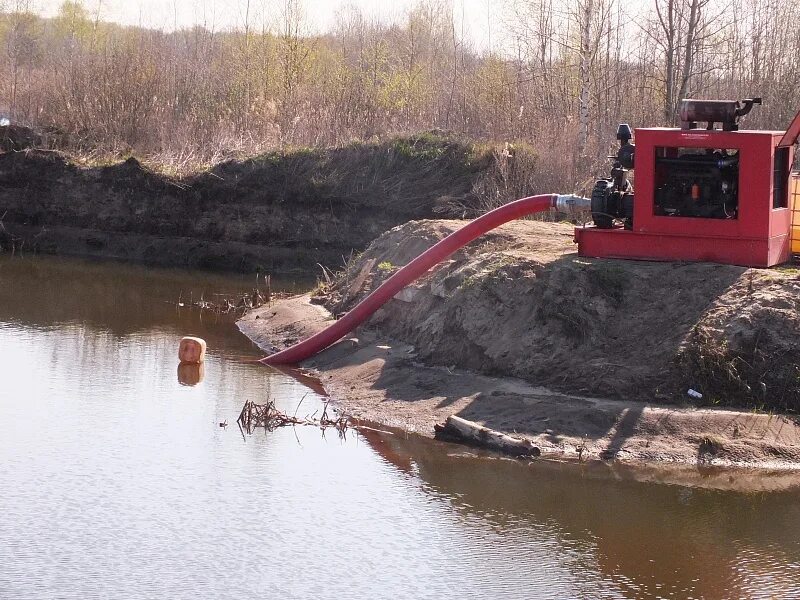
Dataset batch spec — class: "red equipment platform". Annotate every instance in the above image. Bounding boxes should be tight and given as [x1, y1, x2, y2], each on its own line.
[575, 127, 797, 268]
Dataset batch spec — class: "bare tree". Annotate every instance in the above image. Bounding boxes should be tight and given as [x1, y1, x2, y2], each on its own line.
[0, 0, 797, 183]
[277, 0, 311, 144]
[651, 0, 723, 124]
[577, 0, 595, 160]
[5, 0, 38, 121]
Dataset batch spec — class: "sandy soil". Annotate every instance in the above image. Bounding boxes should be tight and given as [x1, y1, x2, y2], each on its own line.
[237, 219, 800, 478]
[240, 294, 800, 472]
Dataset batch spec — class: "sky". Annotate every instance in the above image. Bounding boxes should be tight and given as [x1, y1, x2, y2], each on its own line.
[30, 0, 501, 52]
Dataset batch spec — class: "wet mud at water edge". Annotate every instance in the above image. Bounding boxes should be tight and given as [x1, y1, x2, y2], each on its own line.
[1, 254, 800, 599]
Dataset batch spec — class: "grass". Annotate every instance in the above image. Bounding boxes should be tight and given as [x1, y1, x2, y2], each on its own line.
[19, 130, 553, 221]
[459, 273, 481, 290]
[390, 133, 451, 161]
[699, 434, 725, 455]
[771, 265, 800, 276]
[457, 255, 515, 290]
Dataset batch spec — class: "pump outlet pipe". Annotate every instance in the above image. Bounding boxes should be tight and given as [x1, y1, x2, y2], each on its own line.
[261, 193, 589, 366]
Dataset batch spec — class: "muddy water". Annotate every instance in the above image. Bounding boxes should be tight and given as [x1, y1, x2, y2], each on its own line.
[2, 255, 800, 599]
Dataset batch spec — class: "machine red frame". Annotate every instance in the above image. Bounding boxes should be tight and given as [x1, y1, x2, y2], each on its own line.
[575, 125, 798, 267]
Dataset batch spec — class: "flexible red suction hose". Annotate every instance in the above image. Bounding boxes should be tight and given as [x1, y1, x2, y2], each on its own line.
[261, 193, 566, 365]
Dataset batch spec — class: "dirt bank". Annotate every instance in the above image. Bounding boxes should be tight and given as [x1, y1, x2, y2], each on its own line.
[0, 135, 535, 272]
[238, 219, 800, 471]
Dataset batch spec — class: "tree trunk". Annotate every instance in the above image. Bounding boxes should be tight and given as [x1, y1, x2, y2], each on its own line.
[578, 0, 595, 159]
[656, 0, 677, 124]
[676, 0, 701, 112]
[434, 415, 541, 457]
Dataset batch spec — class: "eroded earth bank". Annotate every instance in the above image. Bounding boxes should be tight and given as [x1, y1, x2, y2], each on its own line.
[0, 135, 500, 272]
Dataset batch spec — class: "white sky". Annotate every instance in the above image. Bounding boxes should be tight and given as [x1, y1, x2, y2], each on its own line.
[30, 0, 501, 52]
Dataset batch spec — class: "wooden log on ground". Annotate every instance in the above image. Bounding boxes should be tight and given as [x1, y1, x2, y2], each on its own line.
[434, 415, 541, 457]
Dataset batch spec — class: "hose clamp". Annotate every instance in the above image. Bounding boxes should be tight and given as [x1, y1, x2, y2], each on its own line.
[555, 194, 591, 213]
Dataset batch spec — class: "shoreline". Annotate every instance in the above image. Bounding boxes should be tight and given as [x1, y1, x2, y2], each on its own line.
[238, 294, 800, 477]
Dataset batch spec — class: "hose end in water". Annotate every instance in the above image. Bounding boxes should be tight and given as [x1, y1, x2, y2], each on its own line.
[555, 194, 591, 214]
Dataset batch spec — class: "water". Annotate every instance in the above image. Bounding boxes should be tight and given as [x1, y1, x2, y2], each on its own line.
[2, 254, 800, 599]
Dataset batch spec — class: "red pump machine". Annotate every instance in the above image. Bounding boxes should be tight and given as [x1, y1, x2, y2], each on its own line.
[575, 98, 800, 267]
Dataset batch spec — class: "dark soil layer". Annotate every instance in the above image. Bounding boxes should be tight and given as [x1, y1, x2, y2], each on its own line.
[313, 220, 800, 412]
[0, 135, 499, 272]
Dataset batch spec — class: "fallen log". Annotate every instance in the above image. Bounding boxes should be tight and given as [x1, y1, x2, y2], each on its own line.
[434, 415, 541, 458]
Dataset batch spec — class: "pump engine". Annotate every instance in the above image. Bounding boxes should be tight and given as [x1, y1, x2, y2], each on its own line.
[653, 148, 739, 219]
[575, 96, 800, 268]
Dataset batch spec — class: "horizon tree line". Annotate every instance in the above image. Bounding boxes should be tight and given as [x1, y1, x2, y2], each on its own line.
[0, 0, 798, 186]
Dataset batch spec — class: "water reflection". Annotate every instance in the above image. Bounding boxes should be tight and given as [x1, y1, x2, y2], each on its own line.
[361, 428, 800, 599]
[0, 254, 307, 350]
[177, 362, 205, 386]
[1, 254, 799, 599]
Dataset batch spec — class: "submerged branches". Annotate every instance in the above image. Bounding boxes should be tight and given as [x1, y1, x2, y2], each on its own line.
[237, 398, 350, 436]
[188, 290, 268, 315]
[176, 276, 289, 316]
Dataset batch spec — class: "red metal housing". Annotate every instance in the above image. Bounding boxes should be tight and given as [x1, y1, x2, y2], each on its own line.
[575, 127, 796, 267]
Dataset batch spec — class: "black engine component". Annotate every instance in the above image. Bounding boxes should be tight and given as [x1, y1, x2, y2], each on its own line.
[591, 124, 635, 229]
[654, 149, 739, 219]
[615, 124, 635, 169]
[591, 178, 633, 229]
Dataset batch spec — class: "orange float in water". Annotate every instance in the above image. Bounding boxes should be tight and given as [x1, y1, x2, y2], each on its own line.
[179, 336, 207, 364]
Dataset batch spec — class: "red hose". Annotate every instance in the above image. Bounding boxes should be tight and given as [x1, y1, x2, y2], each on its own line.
[261, 194, 558, 365]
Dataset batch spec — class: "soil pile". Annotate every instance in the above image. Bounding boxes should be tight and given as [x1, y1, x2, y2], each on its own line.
[313, 219, 800, 411]
[0, 135, 516, 272]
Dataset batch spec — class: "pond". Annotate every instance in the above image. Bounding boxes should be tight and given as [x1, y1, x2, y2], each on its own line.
[1, 254, 799, 599]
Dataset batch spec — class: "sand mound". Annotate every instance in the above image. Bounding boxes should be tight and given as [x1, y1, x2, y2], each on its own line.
[315, 219, 800, 411]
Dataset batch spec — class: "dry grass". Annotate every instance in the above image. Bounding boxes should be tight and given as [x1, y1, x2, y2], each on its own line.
[676, 325, 800, 413]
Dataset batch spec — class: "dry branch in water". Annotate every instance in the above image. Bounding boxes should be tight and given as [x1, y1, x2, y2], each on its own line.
[177, 277, 289, 316]
[237, 399, 349, 436]
[189, 290, 267, 315]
